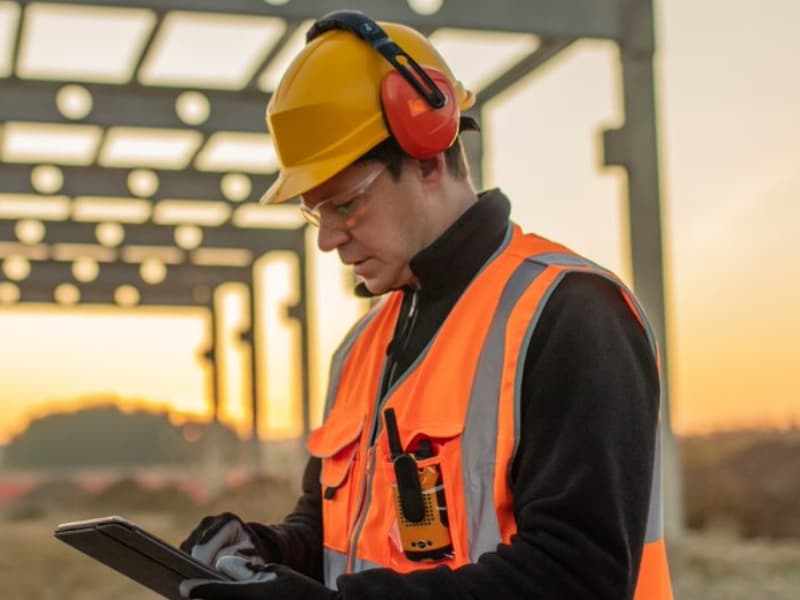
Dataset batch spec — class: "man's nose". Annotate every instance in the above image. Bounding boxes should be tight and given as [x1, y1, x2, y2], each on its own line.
[316, 221, 349, 253]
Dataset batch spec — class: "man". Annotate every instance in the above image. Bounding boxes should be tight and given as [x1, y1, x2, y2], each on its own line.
[179, 10, 672, 600]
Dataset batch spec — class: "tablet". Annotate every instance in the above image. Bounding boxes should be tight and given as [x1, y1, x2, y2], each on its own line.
[54, 515, 230, 600]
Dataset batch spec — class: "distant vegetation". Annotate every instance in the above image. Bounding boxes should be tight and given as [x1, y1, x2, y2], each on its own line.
[682, 427, 800, 539]
[5, 405, 800, 543]
[2, 405, 245, 468]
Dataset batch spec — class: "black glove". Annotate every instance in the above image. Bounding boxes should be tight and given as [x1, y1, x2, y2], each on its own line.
[179, 556, 338, 600]
[180, 513, 273, 568]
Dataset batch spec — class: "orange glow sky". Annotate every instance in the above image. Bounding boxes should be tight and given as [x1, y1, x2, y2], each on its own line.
[1, 0, 799, 444]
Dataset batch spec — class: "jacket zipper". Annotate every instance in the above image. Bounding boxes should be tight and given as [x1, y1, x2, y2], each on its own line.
[383, 289, 418, 399]
[345, 288, 418, 572]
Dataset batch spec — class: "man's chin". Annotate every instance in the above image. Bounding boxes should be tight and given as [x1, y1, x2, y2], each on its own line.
[359, 277, 389, 296]
[354, 267, 415, 296]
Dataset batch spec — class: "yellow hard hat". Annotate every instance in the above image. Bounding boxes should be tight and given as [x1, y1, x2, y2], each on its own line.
[260, 16, 475, 205]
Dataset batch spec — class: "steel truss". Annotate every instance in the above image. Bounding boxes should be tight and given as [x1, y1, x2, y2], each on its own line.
[0, 0, 680, 533]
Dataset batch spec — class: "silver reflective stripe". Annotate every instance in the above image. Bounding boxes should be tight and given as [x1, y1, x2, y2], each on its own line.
[325, 546, 382, 583]
[511, 267, 570, 474]
[323, 300, 385, 420]
[340, 225, 518, 573]
[351, 556, 382, 573]
[320, 304, 384, 585]
[531, 252, 658, 357]
[510, 261, 659, 461]
[322, 548, 395, 586]
[610, 279, 658, 358]
[345, 446, 378, 573]
[463, 260, 547, 561]
[645, 424, 664, 543]
[323, 548, 347, 589]
[325, 240, 665, 575]
[379, 224, 515, 404]
[530, 251, 605, 271]
[530, 251, 664, 545]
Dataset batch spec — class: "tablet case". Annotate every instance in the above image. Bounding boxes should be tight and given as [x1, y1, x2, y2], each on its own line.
[54, 515, 229, 600]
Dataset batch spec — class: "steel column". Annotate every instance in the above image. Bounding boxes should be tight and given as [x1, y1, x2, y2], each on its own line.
[603, 0, 682, 538]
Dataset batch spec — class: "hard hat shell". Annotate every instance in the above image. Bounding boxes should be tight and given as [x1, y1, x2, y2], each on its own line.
[260, 22, 475, 205]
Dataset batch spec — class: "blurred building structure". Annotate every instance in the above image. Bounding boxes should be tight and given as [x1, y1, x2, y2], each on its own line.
[0, 0, 681, 535]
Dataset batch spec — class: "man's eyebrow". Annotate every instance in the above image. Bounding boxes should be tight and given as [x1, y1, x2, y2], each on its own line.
[319, 182, 355, 203]
[310, 186, 339, 204]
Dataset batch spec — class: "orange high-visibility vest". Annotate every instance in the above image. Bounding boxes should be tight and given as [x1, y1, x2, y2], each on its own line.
[308, 226, 672, 599]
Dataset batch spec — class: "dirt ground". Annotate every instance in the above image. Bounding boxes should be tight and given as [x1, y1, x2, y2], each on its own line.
[3, 429, 800, 599]
[1, 509, 799, 599]
[669, 531, 800, 599]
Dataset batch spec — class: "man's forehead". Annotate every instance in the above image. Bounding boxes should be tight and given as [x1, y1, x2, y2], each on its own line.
[305, 162, 369, 203]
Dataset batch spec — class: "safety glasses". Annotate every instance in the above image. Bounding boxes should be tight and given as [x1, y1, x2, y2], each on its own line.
[299, 163, 387, 228]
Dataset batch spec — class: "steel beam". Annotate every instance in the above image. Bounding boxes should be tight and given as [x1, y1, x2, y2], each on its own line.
[468, 38, 577, 188]
[2, 0, 676, 514]
[8, 0, 24, 78]
[244, 20, 304, 91]
[0, 259, 252, 287]
[0, 79, 269, 133]
[208, 305, 223, 430]
[14, 0, 625, 39]
[245, 279, 262, 470]
[0, 164, 275, 202]
[0, 219, 304, 252]
[291, 237, 311, 440]
[476, 38, 576, 105]
[13, 284, 216, 306]
[467, 39, 574, 190]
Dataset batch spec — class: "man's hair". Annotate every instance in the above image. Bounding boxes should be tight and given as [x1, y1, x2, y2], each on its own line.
[357, 136, 470, 181]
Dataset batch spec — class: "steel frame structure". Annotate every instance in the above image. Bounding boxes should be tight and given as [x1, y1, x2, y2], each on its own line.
[0, 0, 680, 534]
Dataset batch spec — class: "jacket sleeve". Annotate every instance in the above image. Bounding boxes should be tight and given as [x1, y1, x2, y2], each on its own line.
[336, 272, 661, 599]
[247, 456, 325, 581]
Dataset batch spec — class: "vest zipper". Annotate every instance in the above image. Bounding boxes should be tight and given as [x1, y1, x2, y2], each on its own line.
[346, 288, 418, 572]
[345, 445, 376, 573]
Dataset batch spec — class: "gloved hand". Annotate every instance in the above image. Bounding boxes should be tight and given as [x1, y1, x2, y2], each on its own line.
[179, 513, 272, 569]
[179, 555, 338, 600]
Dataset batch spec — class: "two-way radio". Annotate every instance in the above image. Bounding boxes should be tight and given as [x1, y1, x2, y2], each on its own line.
[383, 408, 453, 561]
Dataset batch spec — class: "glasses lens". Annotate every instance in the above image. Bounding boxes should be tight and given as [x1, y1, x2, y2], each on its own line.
[299, 163, 386, 227]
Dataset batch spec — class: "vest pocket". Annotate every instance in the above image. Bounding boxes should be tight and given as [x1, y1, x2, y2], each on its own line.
[370, 423, 466, 571]
[307, 408, 366, 553]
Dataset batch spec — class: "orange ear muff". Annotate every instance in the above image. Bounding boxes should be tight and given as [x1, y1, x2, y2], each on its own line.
[380, 66, 459, 160]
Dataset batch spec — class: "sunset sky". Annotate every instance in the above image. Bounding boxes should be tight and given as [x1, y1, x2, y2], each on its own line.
[1, 0, 798, 445]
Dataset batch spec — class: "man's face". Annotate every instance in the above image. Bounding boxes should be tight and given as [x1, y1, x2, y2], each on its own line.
[301, 160, 432, 295]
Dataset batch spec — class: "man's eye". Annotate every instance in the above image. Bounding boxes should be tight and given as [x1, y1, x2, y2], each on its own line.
[333, 200, 354, 216]
[333, 194, 363, 216]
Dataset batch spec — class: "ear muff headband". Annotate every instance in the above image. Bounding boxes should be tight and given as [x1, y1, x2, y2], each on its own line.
[307, 10, 446, 110]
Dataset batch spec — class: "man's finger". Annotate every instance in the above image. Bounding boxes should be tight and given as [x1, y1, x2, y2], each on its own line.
[216, 555, 254, 581]
[191, 520, 247, 565]
[179, 514, 220, 553]
[196, 514, 239, 546]
[216, 556, 278, 583]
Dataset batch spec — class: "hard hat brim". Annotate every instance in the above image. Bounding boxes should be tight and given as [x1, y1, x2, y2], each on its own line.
[259, 147, 381, 206]
[260, 90, 477, 206]
[259, 172, 291, 206]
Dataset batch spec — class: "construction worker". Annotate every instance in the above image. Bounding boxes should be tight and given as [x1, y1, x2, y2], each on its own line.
[179, 10, 672, 600]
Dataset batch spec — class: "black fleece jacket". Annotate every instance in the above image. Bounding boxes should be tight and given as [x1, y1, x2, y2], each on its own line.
[247, 189, 660, 600]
